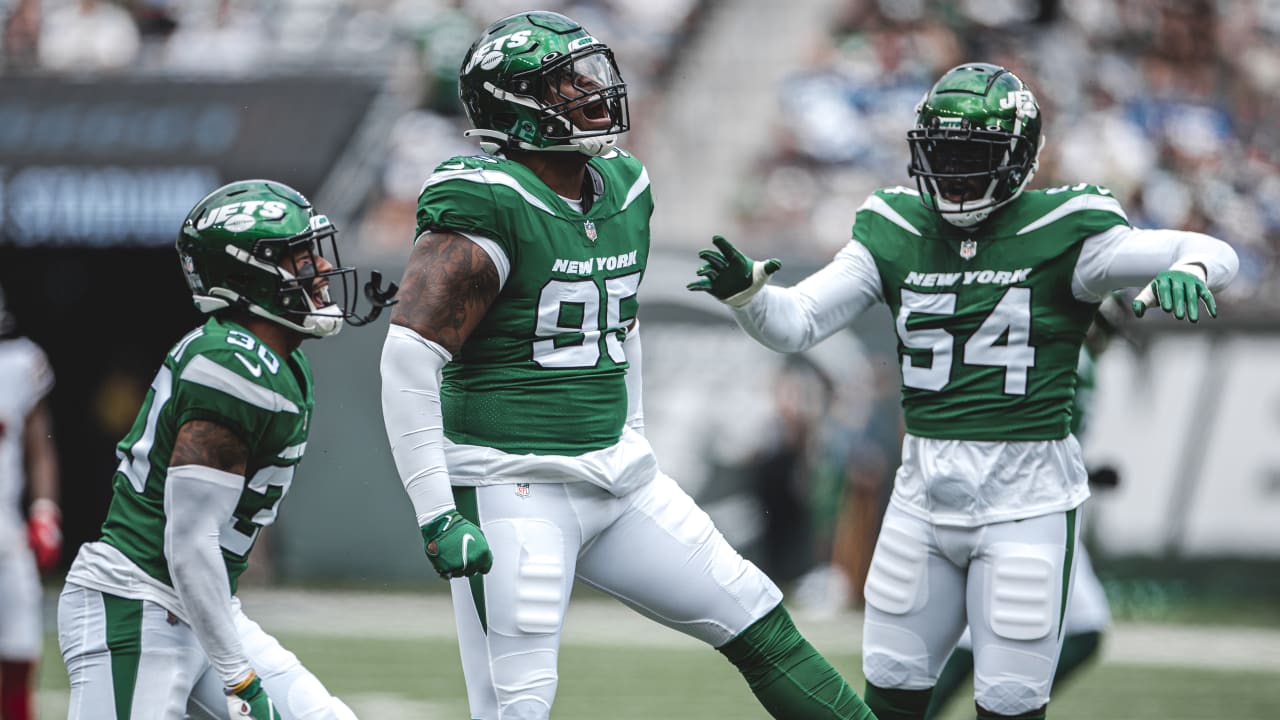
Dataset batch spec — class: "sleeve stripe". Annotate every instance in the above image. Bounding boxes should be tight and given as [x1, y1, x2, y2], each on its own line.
[620, 167, 650, 211]
[170, 328, 205, 362]
[858, 195, 923, 237]
[277, 442, 307, 460]
[459, 232, 511, 289]
[181, 355, 300, 414]
[1016, 194, 1128, 235]
[419, 167, 557, 217]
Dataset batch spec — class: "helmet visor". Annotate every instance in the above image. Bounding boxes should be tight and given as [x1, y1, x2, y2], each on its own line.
[538, 48, 628, 138]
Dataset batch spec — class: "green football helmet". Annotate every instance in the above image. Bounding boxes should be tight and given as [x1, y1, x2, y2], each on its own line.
[458, 11, 628, 157]
[908, 63, 1043, 227]
[176, 180, 397, 337]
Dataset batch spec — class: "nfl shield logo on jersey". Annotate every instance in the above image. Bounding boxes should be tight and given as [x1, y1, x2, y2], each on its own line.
[516, 483, 531, 499]
[584, 221, 597, 242]
[959, 238, 978, 260]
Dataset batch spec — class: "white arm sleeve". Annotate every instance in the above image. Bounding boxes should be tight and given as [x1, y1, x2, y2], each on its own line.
[380, 323, 457, 527]
[623, 322, 644, 436]
[732, 240, 884, 353]
[163, 464, 253, 688]
[1072, 225, 1240, 302]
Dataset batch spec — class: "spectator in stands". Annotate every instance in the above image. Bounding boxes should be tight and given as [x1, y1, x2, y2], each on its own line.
[161, 0, 266, 76]
[38, 0, 139, 72]
[2, 0, 41, 71]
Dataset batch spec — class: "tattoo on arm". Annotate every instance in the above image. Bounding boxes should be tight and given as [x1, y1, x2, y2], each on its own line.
[390, 231, 501, 355]
[170, 420, 249, 476]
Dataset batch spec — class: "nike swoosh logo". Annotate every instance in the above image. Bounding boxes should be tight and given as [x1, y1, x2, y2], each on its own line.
[440, 162, 465, 170]
[233, 353, 262, 378]
[461, 533, 475, 571]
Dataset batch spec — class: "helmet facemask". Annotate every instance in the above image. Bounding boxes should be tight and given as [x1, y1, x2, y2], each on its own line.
[246, 216, 354, 337]
[908, 124, 1041, 227]
[524, 47, 629, 155]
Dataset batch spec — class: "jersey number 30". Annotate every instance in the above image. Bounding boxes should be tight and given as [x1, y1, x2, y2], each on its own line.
[898, 287, 1036, 394]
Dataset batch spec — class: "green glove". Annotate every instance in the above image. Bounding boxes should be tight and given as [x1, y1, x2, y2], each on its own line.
[1132, 264, 1217, 322]
[686, 235, 782, 307]
[421, 509, 493, 579]
[225, 675, 281, 720]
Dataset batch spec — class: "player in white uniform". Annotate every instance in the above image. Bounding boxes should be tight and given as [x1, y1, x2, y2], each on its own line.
[0, 284, 60, 720]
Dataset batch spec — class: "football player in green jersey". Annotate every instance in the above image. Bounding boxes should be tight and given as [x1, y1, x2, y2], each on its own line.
[380, 11, 874, 720]
[58, 179, 396, 720]
[690, 63, 1239, 720]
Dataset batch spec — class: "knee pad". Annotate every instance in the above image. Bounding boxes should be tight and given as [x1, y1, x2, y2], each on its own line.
[491, 652, 557, 720]
[974, 672, 1051, 717]
[986, 546, 1057, 641]
[972, 640, 1055, 714]
[861, 620, 932, 689]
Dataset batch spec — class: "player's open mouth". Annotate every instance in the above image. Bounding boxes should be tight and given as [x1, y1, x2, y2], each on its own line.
[311, 283, 332, 309]
[579, 98, 610, 124]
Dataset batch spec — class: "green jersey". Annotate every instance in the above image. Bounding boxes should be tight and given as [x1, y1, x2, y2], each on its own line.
[416, 150, 652, 455]
[855, 184, 1128, 441]
[101, 316, 313, 593]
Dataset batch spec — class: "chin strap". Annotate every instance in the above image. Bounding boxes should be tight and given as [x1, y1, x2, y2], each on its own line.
[464, 129, 618, 157]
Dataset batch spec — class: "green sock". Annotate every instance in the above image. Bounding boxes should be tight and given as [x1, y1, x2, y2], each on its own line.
[717, 604, 874, 720]
[864, 683, 933, 720]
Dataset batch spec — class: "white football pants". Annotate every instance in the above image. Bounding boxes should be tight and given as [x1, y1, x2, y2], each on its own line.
[862, 503, 1082, 716]
[956, 540, 1110, 652]
[451, 472, 783, 720]
[58, 584, 355, 720]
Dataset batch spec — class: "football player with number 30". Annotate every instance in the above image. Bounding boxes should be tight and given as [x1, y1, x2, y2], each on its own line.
[689, 63, 1238, 720]
[58, 180, 397, 719]
[381, 11, 875, 720]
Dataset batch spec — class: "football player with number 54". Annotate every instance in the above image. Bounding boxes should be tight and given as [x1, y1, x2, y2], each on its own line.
[381, 11, 874, 720]
[690, 63, 1238, 720]
[58, 180, 397, 719]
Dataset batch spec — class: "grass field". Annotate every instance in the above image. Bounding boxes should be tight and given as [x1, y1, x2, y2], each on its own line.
[36, 588, 1280, 719]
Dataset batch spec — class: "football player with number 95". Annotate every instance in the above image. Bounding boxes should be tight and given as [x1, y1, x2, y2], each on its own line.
[689, 63, 1238, 720]
[58, 179, 397, 719]
[381, 10, 874, 720]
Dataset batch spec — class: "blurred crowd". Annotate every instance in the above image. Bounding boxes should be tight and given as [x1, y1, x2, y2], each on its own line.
[737, 0, 1280, 308]
[7, 0, 1276, 298]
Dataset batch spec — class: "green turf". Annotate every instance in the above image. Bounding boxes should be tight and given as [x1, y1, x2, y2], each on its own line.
[39, 633, 1280, 719]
